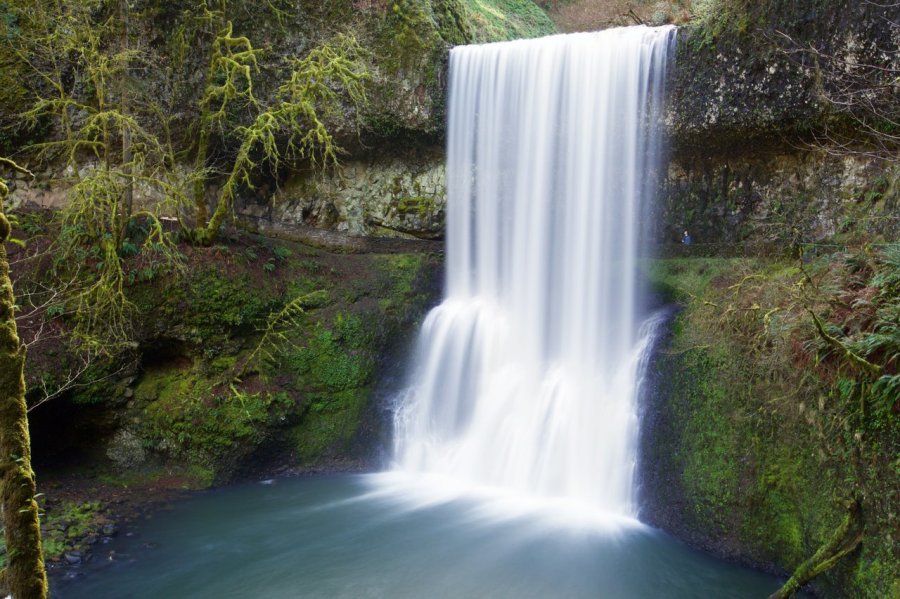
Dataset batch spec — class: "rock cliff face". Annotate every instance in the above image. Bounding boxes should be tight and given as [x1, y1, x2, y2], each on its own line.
[657, 149, 896, 247]
[3, 0, 555, 236]
[243, 148, 447, 239]
[659, 0, 898, 246]
[665, 0, 897, 148]
[228, 1, 555, 239]
[252, 0, 897, 245]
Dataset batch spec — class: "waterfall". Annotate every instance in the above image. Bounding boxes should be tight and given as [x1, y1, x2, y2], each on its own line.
[392, 26, 676, 518]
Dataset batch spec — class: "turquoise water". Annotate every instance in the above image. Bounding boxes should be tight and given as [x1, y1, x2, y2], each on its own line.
[53, 474, 794, 598]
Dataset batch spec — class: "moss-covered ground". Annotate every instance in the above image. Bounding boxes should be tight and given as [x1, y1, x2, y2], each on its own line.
[641, 247, 899, 598]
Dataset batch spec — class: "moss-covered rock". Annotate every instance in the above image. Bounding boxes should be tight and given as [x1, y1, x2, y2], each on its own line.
[365, 0, 554, 136]
[278, 253, 441, 466]
[36, 500, 104, 562]
[668, 0, 897, 149]
[657, 153, 899, 246]
[21, 229, 442, 485]
[639, 253, 899, 597]
[130, 363, 289, 471]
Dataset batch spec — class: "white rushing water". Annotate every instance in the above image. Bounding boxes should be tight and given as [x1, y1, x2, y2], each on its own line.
[392, 26, 676, 519]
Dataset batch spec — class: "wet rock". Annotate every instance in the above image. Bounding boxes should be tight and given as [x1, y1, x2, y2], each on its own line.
[102, 523, 118, 537]
[64, 551, 83, 565]
[106, 429, 146, 469]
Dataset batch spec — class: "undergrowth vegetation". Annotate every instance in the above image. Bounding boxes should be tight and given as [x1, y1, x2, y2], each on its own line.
[6, 206, 440, 485]
[460, 0, 556, 41]
[645, 244, 899, 596]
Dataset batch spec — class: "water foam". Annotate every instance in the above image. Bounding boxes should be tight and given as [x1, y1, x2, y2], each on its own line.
[391, 26, 676, 520]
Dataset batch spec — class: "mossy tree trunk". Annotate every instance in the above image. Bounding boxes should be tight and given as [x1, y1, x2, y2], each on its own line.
[769, 502, 864, 599]
[0, 159, 47, 599]
[119, 0, 134, 238]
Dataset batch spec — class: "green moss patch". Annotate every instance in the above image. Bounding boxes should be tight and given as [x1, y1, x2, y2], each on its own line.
[126, 243, 438, 473]
[645, 248, 899, 596]
[290, 388, 371, 465]
[38, 500, 108, 563]
[136, 363, 292, 472]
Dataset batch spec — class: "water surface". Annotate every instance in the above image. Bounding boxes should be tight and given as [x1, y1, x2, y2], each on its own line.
[54, 475, 792, 598]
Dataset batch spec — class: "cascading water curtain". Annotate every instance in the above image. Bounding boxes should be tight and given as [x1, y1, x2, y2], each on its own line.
[394, 26, 676, 517]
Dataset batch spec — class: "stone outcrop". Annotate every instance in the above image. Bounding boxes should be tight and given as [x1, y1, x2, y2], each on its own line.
[657, 149, 896, 246]
[659, 0, 899, 246]
[239, 148, 447, 239]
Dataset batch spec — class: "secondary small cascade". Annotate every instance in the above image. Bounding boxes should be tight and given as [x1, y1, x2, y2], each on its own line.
[393, 26, 676, 517]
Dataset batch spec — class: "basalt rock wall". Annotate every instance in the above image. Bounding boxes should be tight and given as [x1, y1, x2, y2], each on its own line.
[657, 0, 898, 247]
[258, 0, 898, 245]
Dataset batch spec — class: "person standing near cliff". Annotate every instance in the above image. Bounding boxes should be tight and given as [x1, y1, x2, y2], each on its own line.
[682, 229, 692, 245]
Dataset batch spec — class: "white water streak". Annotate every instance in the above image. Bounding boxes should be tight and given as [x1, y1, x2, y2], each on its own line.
[392, 26, 676, 518]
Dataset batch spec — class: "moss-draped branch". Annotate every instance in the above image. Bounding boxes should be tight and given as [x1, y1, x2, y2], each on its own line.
[192, 33, 370, 245]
